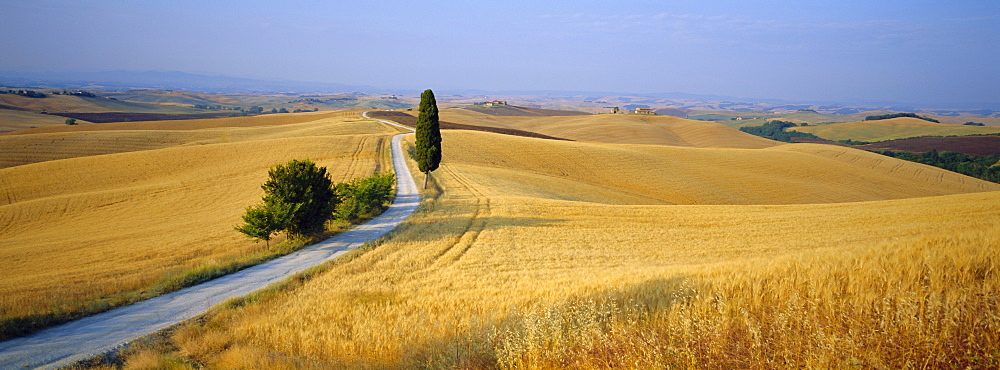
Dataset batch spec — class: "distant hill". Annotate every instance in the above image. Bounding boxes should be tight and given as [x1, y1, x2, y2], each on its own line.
[441, 109, 778, 149]
[789, 117, 1000, 142]
[462, 105, 588, 116]
[0, 70, 387, 95]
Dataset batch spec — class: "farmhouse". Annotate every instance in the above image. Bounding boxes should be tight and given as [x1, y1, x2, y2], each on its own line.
[634, 107, 655, 115]
[483, 100, 508, 107]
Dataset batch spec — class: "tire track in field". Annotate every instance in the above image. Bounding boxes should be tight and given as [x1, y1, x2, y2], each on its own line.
[361, 111, 491, 267]
[431, 164, 491, 267]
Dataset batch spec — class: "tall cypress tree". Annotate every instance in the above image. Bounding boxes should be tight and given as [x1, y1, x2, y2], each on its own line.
[415, 89, 441, 188]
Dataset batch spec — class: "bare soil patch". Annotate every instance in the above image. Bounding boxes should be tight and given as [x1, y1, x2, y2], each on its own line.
[791, 135, 1000, 156]
[857, 135, 1000, 156]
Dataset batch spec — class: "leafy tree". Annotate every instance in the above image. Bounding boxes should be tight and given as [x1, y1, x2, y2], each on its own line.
[64, 118, 77, 125]
[875, 149, 1000, 183]
[278, 108, 289, 113]
[261, 159, 338, 237]
[738, 120, 820, 142]
[234, 199, 297, 247]
[334, 173, 395, 221]
[414, 89, 442, 188]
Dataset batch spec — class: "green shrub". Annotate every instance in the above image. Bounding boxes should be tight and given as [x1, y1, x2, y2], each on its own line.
[335, 173, 395, 222]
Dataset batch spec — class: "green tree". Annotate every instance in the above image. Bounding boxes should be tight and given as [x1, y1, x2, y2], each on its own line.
[234, 199, 297, 247]
[414, 89, 442, 188]
[261, 159, 338, 237]
[334, 173, 395, 221]
[64, 118, 77, 125]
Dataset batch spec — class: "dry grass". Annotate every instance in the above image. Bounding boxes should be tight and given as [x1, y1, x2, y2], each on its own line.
[788, 117, 1000, 142]
[0, 112, 401, 339]
[122, 129, 1000, 368]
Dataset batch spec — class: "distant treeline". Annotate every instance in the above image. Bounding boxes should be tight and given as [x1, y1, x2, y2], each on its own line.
[739, 120, 820, 142]
[864, 112, 940, 123]
[1, 89, 47, 98]
[192, 104, 318, 114]
[875, 149, 1000, 183]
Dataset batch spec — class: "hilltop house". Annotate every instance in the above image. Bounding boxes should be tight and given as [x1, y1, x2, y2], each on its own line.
[634, 107, 655, 115]
[483, 100, 508, 107]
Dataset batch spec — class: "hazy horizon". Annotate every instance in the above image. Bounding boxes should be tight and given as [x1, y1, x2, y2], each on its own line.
[1, 1, 997, 108]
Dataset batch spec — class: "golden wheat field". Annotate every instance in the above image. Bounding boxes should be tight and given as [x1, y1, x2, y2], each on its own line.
[0, 111, 400, 337]
[118, 125, 1000, 369]
[787, 117, 1000, 142]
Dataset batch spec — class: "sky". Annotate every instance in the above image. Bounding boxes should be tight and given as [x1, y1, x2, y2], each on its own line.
[1, 0, 997, 107]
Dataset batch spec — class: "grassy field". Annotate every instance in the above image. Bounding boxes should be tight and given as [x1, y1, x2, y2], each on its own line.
[0, 111, 401, 339]
[115, 127, 1000, 368]
[788, 117, 1000, 142]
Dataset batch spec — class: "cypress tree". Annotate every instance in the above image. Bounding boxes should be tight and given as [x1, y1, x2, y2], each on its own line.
[415, 89, 442, 188]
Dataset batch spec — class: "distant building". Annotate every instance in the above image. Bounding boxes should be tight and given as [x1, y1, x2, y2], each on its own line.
[634, 107, 655, 115]
[484, 100, 508, 107]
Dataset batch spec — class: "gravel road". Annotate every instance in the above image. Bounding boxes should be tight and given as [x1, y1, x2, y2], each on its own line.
[0, 121, 418, 369]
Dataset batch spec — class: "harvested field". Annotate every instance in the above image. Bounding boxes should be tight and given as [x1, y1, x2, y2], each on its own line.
[124, 129, 1000, 368]
[0, 112, 402, 339]
[1, 111, 346, 136]
[438, 132, 996, 205]
[0, 109, 71, 133]
[856, 134, 1000, 156]
[789, 117, 1000, 142]
[439, 109, 779, 148]
[45, 112, 235, 123]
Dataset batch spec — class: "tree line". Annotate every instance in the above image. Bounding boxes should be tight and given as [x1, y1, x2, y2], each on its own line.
[875, 149, 1000, 183]
[739, 120, 820, 142]
[864, 112, 940, 123]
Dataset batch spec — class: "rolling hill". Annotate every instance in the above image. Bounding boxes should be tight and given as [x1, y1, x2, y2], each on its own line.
[5, 107, 998, 367]
[788, 117, 1000, 142]
[113, 119, 1000, 368]
[0, 93, 200, 115]
[0, 111, 401, 339]
[440, 109, 779, 148]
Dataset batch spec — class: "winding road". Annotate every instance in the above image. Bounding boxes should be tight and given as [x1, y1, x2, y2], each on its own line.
[0, 116, 418, 369]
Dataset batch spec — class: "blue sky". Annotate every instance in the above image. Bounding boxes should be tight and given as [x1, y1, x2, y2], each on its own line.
[1, 1, 997, 107]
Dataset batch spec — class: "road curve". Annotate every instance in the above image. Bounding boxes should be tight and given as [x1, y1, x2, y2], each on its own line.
[0, 119, 418, 369]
